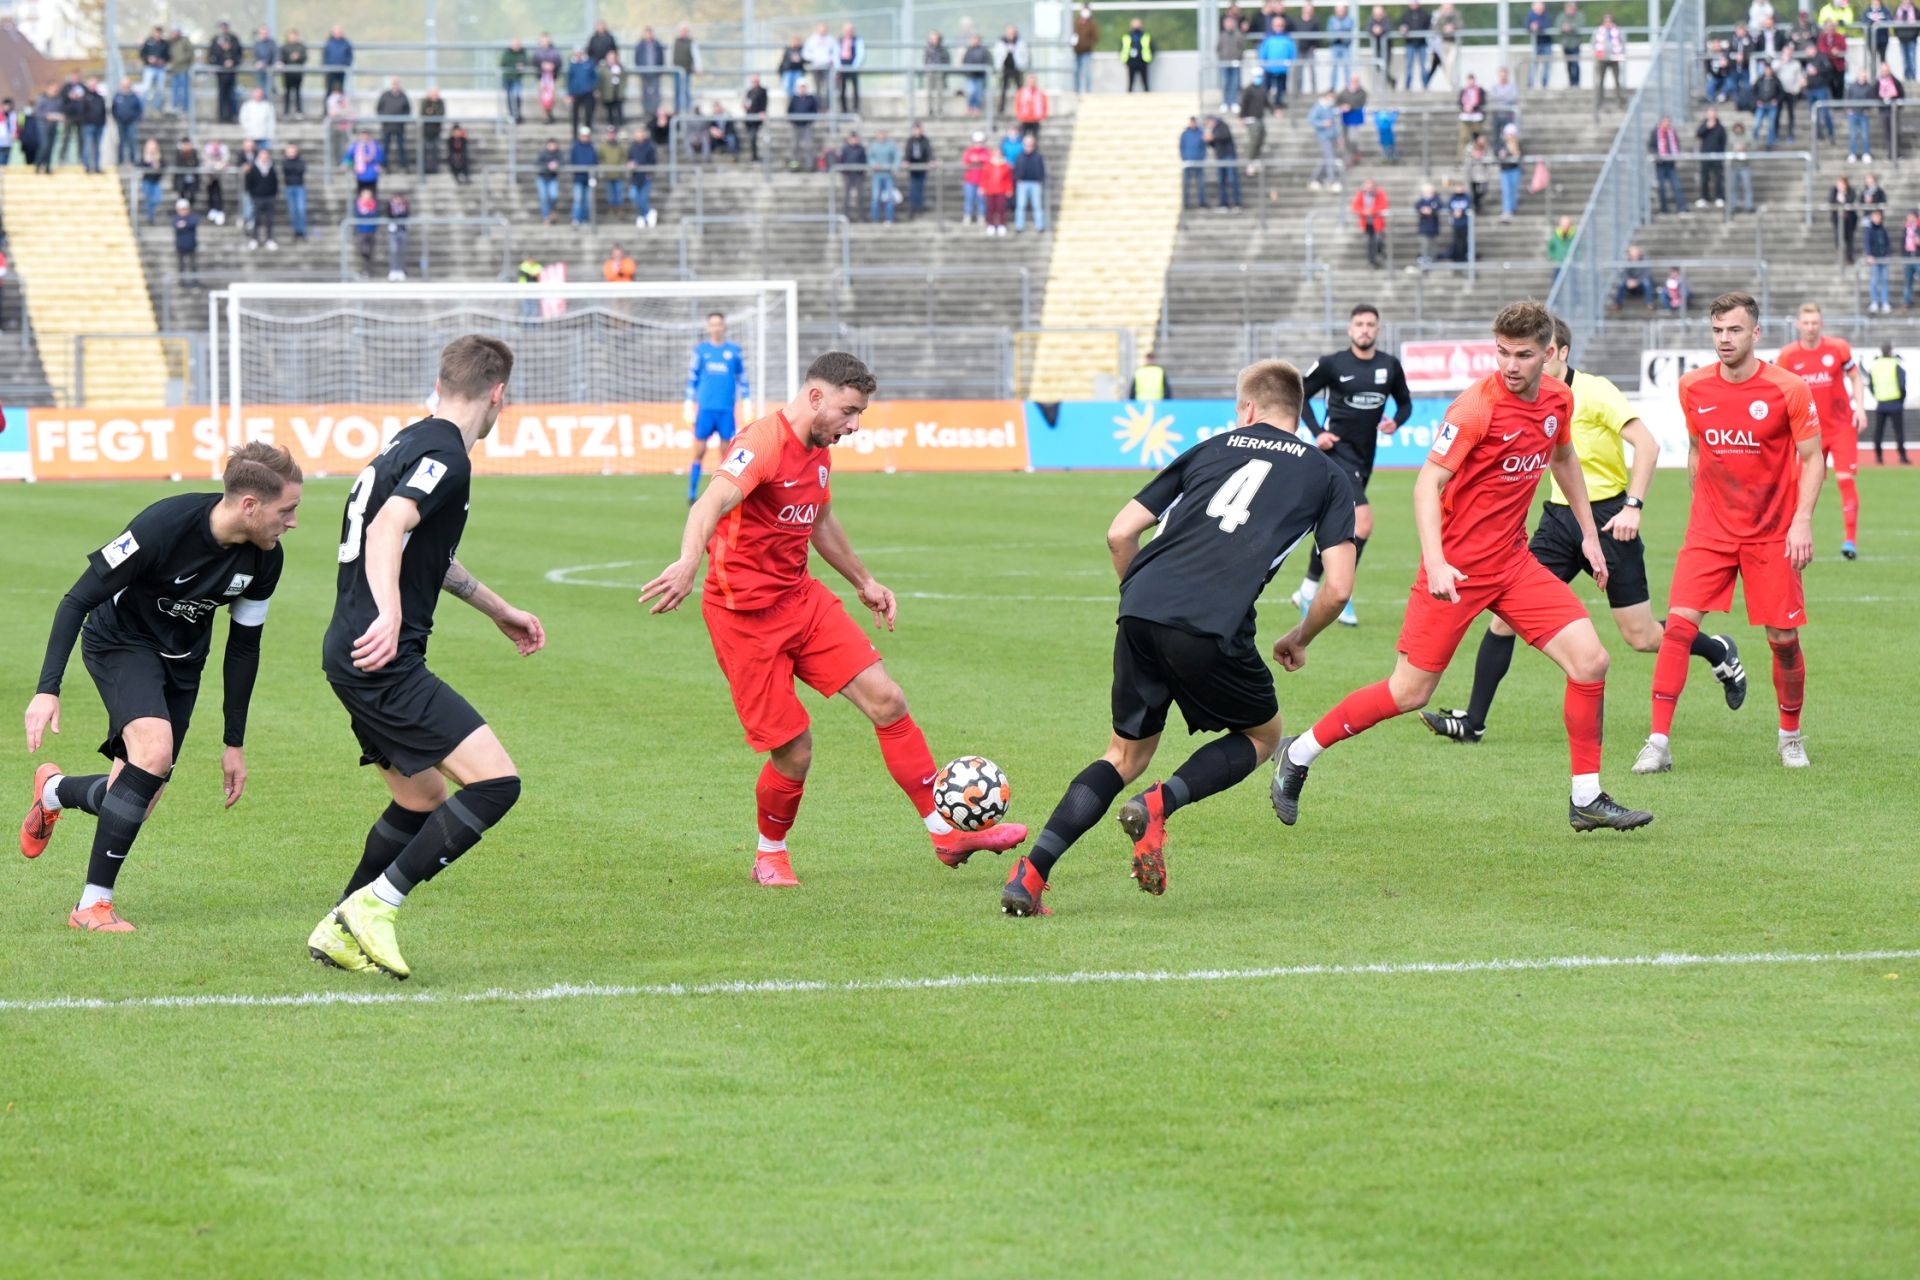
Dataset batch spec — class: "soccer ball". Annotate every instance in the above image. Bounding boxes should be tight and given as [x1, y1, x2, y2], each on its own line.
[933, 756, 1011, 832]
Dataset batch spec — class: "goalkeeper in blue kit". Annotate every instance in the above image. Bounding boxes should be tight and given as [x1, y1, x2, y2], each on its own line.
[685, 312, 751, 504]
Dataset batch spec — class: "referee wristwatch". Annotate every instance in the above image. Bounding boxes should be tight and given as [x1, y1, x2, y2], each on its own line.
[1621, 496, 1645, 510]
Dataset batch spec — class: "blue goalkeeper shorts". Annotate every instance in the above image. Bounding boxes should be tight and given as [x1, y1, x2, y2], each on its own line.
[694, 408, 737, 442]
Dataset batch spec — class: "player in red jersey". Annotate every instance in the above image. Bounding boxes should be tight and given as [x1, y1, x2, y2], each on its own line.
[1270, 300, 1653, 832]
[640, 351, 1027, 885]
[1773, 301, 1864, 559]
[1631, 292, 1824, 773]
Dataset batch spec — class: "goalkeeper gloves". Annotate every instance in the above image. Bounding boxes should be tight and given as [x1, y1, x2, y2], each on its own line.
[682, 401, 697, 425]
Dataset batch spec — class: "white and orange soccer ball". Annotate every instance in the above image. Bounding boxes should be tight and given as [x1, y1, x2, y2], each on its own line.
[933, 756, 1011, 832]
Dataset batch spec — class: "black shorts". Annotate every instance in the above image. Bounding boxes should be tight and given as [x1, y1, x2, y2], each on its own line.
[81, 640, 200, 766]
[1530, 496, 1651, 609]
[1111, 617, 1278, 740]
[327, 662, 488, 777]
[1327, 441, 1375, 505]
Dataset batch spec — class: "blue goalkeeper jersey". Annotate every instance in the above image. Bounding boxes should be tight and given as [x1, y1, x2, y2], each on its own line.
[687, 341, 749, 411]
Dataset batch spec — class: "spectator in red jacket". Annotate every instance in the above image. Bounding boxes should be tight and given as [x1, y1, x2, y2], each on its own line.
[1014, 79, 1050, 141]
[961, 129, 992, 224]
[982, 147, 1014, 235]
[1350, 177, 1389, 267]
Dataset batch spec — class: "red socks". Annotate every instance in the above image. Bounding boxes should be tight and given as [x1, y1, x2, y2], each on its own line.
[874, 713, 939, 816]
[756, 762, 805, 846]
[1564, 679, 1605, 775]
[1837, 475, 1859, 541]
[1650, 613, 1698, 736]
[1770, 638, 1805, 732]
[1310, 680, 1402, 749]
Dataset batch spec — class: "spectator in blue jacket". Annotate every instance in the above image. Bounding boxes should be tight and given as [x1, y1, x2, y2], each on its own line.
[627, 130, 658, 226]
[171, 198, 198, 274]
[567, 50, 599, 133]
[1179, 116, 1208, 208]
[1259, 19, 1297, 105]
[322, 26, 353, 97]
[110, 77, 143, 167]
[569, 126, 597, 224]
[998, 124, 1023, 163]
[1012, 134, 1046, 231]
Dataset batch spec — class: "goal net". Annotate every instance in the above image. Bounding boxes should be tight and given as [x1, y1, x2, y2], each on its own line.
[211, 280, 799, 477]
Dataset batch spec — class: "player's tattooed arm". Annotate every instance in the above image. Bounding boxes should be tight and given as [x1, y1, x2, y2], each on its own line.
[443, 558, 547, 655]
[443, 559, 483, 602]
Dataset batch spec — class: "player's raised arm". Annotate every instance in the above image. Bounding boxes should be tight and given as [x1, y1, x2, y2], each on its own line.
[810, 505, 896, 631]
[350, 495, 420, 671]
[443, 559, 546, 656]
[641, 476, 744, 613]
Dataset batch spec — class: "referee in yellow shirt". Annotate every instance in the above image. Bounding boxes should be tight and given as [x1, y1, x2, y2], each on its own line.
[1421, 316, 1749, 743]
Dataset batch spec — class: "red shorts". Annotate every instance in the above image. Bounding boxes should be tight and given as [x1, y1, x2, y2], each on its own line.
[1822, 423, 1859, 475]
[703, 577, 882, 752]
[1398, 553, 1591, 673]
[1667, 538, 1808, 629]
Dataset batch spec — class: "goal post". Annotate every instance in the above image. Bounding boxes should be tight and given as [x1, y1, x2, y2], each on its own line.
[211, 280, 800, 477]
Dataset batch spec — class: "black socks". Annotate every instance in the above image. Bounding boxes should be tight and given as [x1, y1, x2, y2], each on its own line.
[1029, 761, 1125, 879]
[382, 776, 522, 895]
[84, 762, 166, 892]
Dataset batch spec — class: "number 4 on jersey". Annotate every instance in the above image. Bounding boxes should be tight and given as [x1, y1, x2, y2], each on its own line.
[1204, 460, 1272, 533]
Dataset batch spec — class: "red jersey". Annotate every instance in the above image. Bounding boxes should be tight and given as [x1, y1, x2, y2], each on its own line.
[1774, 337, 1856, 432]
[1676, 360, 1819, 546]
[1425, 372, 1575, 575]
[706, 412, 831, 611]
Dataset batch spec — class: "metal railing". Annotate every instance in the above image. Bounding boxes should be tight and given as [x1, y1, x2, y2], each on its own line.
[1547, 0, 1702, 336]
[677, 214, 852, 280]
[335, 214, 512, 281]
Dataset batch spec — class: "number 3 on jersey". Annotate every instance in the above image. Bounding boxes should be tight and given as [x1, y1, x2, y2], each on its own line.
[338, 464, 378, 564]
[1204, 460, 1272, 533]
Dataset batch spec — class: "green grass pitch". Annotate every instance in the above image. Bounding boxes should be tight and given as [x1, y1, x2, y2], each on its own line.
[2, 468, 1915, 1278]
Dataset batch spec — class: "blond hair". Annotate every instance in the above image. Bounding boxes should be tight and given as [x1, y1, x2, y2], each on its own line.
[1237, 359, 1305, 422]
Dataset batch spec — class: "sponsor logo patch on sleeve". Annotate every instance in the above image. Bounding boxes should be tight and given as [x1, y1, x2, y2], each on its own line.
[99, 531, 140, 569]
[407, 458, 447, 494]
[1433, 421, 1459, 456]
[722, 446, 755, 477]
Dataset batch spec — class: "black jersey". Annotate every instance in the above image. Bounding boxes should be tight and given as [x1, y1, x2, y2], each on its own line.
[1119, 425, 1356, 644]
[323, 419, 471, 682]
[1299, 347, 1414, 454]
[58, 493, 282, 674]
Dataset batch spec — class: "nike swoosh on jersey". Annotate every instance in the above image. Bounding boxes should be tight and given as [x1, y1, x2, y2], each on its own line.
[1338, 375, 1355, 382]
[174, 573, 196, 583]
[1696, 405, 1719, 413]
[1500, 431, 1522, 441]
[783, 479, 802, 487]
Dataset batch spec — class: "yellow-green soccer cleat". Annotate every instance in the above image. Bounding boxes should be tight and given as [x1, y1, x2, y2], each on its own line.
[307, 910, 376, 973]
[333, 886, 410, 980]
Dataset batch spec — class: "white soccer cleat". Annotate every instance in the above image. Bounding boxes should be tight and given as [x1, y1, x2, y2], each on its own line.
[1630, 737, 1673, 775]
[1778, 733, 1811, 768]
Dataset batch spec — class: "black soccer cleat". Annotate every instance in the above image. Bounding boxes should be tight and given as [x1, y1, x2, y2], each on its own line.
[1420, 708, 1484, 743]
[1270, 735, 1310, 827]
[1569, 792, 1655, 832]
[1708, 634, 1747, 710]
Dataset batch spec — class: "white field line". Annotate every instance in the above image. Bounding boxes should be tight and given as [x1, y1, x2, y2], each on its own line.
[2, 948, 1913, 1016]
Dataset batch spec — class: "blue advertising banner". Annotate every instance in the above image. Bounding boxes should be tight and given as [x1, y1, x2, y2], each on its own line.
[1023, 399, 1459, 471]
[0, 407, 28, 480]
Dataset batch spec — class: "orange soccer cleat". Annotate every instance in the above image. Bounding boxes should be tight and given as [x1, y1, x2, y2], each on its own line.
[1117, 783, 1169, 896]
[21, 762, 63, 859]
[751, 849, 801, 886]
[69, 901, 135, 932]
[1000, 855, 1051, 917]
[933, 822, 1030, 868]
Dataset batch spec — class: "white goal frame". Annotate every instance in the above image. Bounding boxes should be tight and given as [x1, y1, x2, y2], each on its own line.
[211, 279, 801, 461]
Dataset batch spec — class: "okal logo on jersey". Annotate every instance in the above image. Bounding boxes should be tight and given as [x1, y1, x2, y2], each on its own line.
[1748, 400, 1769, 421]
[1704, 428, 1761, 448]
[777, 502, 821, 525]
[1501, 451, 1552, 475]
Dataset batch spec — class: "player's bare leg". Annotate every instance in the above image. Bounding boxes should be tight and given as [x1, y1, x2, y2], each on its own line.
[58, 716, 174, 932]
[839, 660, 1029, 867]
[327, 725, 522, 979]
[1005, 732, 1158, 916]
[1764, 624, 1810, 766]
[751, 729, 810, 886]
[1119, 715, 1281, 897]
[1538, 619, 1652, 830]
[1274, 656, 1438, 826]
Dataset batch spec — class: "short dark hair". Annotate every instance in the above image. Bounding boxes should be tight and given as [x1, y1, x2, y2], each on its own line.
[1711, 292, 1760, 323]
[707, 311, 725, 322]
[1551, 315, 1573, 355]
[1491, 299, 1554, 347]
[438, 334, 515, 399]
[1350, 303, 1380, 320]
[223, 442, 302, 499]
[806, 351, 878, 395]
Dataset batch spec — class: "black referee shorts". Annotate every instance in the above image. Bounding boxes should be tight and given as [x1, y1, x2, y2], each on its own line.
[328, 662, 488, 777]
[1530, 496, 1651, 609]
[1327, 441, 1376, 506]
[1111, 617, 1279, 740]
[81, 641, 200, 766]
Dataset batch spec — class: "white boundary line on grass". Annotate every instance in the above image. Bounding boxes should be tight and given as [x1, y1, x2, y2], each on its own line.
[544, 560, 1121, 602]
[2, 948, 1913, 1016]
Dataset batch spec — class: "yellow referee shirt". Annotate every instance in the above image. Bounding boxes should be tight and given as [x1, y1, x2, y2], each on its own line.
[1547, 367, 1635, 505]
